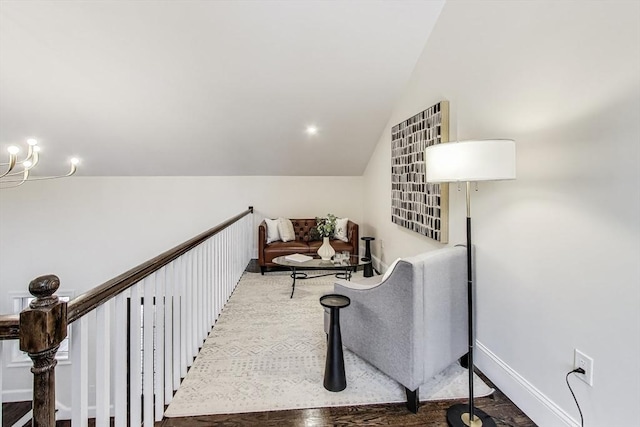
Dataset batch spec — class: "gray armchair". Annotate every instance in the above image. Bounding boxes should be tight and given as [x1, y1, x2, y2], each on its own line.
[332, 246, 467, 413]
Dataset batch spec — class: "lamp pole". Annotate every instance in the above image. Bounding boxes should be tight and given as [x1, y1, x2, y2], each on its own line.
[466, 181, 475, 423]
[446, 181, 496, 427]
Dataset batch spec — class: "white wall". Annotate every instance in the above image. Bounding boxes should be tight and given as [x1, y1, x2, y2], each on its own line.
[363, 1, 639, 426]
[0, 175, 363, 406]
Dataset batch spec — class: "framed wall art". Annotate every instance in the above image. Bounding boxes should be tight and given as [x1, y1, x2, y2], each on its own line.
[391, 100, 449, 243]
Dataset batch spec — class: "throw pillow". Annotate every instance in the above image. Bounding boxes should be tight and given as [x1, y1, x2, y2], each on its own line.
[264, 218, 281, 244]
[334, 217, 349, 242]
[278, 218, 296, 243]
[381, 258, 401, 282]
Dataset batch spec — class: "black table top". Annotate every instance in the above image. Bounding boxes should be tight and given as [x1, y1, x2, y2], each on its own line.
[361, 236, 375, 241]
[320, 294, 350, 309]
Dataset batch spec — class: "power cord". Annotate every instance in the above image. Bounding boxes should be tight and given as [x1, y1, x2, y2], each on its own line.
[566, 368, 585, 427]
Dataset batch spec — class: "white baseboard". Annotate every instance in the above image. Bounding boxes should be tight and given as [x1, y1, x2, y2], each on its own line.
[476, 341, 580, 427]
[371, 254, 385, 273]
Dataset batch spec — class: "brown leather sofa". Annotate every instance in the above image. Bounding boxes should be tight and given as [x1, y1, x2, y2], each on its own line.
[258, 218, 359, 274]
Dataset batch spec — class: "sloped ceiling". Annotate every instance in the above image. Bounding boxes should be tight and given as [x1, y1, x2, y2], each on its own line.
[0, 0, 444, 176]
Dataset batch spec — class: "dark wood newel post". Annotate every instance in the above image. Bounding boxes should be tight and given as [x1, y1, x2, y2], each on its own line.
[19, 274, 68, 427]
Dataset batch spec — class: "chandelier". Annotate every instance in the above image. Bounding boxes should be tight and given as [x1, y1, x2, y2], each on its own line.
[0, 139, 79, 189]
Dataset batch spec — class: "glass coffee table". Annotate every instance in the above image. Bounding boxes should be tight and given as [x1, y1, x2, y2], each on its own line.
[273, 255, 368, 298]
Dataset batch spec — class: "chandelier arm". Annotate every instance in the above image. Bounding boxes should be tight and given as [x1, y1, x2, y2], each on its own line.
[0, 154, 17, 178]
[1, 162, 77, 183]
[0, 169, 29, 188]
[0, 146, 34, 167]
[2, 151, 40, 177]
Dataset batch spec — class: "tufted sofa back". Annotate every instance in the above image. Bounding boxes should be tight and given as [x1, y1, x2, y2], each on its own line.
[291, 219, 319, 242]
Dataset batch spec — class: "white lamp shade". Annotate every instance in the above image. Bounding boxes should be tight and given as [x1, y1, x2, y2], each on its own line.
[425, 139, 516, 183]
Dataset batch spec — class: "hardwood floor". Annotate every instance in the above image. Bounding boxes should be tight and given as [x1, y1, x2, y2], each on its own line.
[2, 401, 31, 427]
[160, 371, 536, 427]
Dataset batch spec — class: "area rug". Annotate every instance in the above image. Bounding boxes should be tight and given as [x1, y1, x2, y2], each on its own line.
[164, 271, 494, 417]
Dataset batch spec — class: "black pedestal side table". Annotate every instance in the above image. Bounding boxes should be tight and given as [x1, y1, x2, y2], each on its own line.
[320, 294, 351, 392]
[361, 237, 375, 278]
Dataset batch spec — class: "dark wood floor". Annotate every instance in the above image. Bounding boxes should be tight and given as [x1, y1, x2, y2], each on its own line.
[160, 370, 536, 427]
[2, 401, 31, 427]
[3, 371, 536, 427]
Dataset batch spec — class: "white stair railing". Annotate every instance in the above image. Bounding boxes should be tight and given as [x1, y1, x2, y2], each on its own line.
[72, 210, 253, 425]
[0, 207, 254, 426]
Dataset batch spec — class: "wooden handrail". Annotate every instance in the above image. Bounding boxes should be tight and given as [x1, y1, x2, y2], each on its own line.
[0, 206, 254, 339]
[67, 206, 253, 323]
[0, 314, 19, 340]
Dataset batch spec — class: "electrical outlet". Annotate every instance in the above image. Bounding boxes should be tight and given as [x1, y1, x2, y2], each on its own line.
[574, 349, 594, 386]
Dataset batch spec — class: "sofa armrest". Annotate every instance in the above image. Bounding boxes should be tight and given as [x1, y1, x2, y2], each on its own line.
[347, 220, 359, 257]
[258, 220, 267, 266]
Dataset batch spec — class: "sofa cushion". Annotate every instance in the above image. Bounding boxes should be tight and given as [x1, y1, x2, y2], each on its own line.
[278, 218, 296, 242]
[265, 218, 281, 244]
[263, 241, 311, 263]
[334, 217, 349, 242]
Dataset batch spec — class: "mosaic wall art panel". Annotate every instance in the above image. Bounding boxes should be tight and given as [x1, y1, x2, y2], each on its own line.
[391, 100, 449, 242]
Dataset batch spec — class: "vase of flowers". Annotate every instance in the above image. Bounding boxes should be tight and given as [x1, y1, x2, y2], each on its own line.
[316, 214, 337, 260]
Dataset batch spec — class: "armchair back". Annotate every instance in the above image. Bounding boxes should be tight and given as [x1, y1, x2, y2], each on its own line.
[334, 246, 467, 391]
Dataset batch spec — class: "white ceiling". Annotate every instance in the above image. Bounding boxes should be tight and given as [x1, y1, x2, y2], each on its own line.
[0, 0, 444, 176]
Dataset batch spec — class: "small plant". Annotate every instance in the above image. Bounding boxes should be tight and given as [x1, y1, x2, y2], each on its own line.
[315, 213, 337, 238]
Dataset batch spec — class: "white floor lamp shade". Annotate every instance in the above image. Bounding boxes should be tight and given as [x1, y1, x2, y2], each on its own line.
[425, 139, 516, 183]
[425, 138, 515, 427]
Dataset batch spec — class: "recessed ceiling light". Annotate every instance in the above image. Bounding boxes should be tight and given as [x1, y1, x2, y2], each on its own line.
[306, 125, 318, 136]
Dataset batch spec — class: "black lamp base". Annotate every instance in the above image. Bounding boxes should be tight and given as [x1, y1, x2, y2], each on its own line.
[447, 404, 497, 427]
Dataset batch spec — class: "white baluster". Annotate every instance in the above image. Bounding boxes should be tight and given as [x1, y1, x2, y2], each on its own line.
[179, 255, 188, 377]
[223, 229, 228, 301]
[197, 245, 204, 344]
[143, 274, 155, 425]
[208, 238, 213, 327]
[215, 234, 221, 321]
[96, 301, 111, 427]
[155, 268, 165, 422]
[164, 263, 175, 402]
[71, 315, 88, 426]
[228, 227, 232, 298]
[184, 252, 192, 365]
[192, 250, 199, 357]
[114, 292, 127, 427]
[129, 283, 142, 427]
[205, 240, 211, 330]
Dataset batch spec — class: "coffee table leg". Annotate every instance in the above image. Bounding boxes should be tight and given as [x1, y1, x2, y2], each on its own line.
[290, 267, 297, 298]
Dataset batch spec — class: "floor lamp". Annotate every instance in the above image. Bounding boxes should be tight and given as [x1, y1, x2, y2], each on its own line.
[425, 139, 516, 427]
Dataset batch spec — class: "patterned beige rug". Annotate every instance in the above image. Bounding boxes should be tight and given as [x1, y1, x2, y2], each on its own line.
[164, 270, 493, 417]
